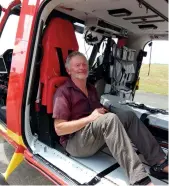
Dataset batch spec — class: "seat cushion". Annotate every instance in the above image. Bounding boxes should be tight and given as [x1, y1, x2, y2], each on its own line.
[47, 76, 68, 113]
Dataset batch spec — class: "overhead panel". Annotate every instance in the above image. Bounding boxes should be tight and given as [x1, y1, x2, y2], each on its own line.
[56, 0, 168, 35]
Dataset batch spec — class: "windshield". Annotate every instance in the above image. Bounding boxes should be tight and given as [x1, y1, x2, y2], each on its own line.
[0, 0, 12, 8]
[75, 32, 93, 60]
[0, 0, 13, 21]
[0, 14, 19, 55]
[0, 0, 20, 54]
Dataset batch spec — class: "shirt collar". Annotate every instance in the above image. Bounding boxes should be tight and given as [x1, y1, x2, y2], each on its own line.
[66, 78, 92, 90]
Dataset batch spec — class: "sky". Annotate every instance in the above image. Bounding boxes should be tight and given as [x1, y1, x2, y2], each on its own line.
[143, 41, 169, 64]
[0, 0, 169, 64]
[0, 0, 11, 8]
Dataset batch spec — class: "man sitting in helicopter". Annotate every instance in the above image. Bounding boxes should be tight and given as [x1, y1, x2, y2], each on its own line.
[53, 51, 168, 185]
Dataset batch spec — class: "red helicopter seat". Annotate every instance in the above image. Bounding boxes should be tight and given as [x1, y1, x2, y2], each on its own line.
[40, 18, 78, 114]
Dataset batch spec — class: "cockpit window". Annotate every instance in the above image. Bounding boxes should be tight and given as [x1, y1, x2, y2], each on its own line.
[75, 31, 93, 60]
[0, 0, 12, 9]
[0, 14, 19, 55]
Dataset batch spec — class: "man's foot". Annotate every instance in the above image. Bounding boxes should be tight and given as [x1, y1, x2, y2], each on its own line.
[150, 157, 168, 179]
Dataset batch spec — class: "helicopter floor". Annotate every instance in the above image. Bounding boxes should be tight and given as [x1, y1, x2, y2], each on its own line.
[34, 140, 168, 186]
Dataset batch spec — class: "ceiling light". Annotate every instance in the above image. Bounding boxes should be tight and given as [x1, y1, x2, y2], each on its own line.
[108, 8, 132, 17]
[138, 24, 158, 30]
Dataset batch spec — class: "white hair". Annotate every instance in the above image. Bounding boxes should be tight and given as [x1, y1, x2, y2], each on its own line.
[65, 51, 87, 69]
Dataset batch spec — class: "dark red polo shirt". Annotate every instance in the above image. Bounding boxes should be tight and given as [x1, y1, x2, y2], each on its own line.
[53, 78, 102, 146]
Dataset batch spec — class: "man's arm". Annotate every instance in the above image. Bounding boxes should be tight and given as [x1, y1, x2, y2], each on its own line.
[54, 108, 106, 136]
[54, 116, 91, 136]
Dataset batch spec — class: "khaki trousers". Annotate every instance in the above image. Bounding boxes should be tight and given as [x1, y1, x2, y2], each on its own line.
[66, 108, 165, 184]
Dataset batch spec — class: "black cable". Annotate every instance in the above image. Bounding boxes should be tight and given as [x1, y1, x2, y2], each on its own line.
[125, 102, 168, 115]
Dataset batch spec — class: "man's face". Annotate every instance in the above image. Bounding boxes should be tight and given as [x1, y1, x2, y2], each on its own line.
[67, 55, 89, 80]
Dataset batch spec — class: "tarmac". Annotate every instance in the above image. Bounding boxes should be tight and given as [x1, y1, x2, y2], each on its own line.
[134, 91, 168, 110]
[0, 137, 53, 185]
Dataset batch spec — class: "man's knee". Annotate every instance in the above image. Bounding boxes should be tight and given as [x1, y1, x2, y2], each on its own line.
[94, 113, 120, 132]
[100, 113, 124, 134]
[104, 113, 122, 128]
[126, 110, 137, 120]
[105, 112, 119, 121]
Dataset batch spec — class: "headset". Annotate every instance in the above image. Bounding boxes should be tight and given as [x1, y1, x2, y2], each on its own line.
[84, 28, 103, 45]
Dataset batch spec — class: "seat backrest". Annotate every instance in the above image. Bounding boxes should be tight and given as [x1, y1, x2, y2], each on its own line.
[40, 18, 79, 113]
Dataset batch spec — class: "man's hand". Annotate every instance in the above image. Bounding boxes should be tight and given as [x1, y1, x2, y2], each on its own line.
[98, 107, 108, 114]
[54, 108, 109, 136]
[89, 108, 107, 122]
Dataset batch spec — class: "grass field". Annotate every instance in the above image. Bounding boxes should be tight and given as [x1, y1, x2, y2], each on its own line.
[138, 64, 168, 95]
